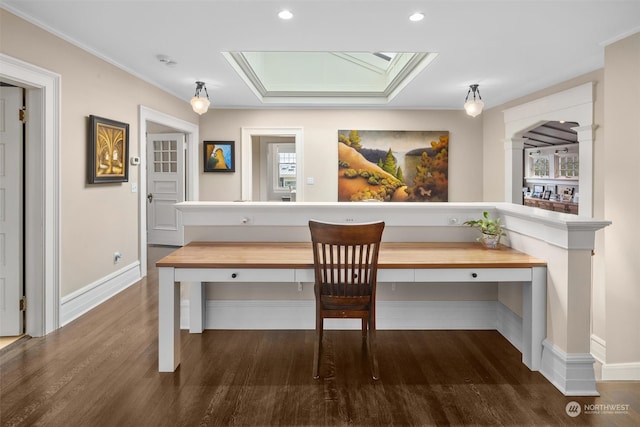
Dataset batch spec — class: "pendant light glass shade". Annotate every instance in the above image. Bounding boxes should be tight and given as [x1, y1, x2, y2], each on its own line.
[190, 81, 210, 115]
[190, 96, 210, 115]
[464, 84, 484, 117]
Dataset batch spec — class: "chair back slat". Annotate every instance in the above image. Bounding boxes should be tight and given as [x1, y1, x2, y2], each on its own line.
[309, 220, 385, 299]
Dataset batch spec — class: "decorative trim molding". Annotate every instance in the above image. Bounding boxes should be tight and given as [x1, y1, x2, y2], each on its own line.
[540, 339, 599, 396]
[601, 361, 640, 381]
[60, 262, 141, 326]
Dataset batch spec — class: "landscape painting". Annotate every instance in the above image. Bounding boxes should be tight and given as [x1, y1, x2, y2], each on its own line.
[338, 130, 449, 202]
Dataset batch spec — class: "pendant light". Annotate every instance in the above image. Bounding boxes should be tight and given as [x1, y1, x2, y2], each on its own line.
[464, 84, 484, 117]
[190, 81, 210, 115]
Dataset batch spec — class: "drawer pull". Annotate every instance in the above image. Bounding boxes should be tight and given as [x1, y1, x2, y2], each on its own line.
[231, 273, 238, 279]
[471, 272, 478, 278]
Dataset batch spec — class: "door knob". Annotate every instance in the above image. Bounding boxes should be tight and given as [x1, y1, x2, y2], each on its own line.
[147, 193, 153, 203]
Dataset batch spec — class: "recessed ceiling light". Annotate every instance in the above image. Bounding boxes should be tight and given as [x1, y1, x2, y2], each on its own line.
[409, 12, 424, 22]
[278, 10, 293, 20]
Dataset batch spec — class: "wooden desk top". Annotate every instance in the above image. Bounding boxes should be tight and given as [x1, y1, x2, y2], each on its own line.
[156, 242, 546, 269]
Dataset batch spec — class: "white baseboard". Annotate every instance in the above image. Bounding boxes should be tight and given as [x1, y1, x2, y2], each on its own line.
[540, 339, 599, 396]
[497, 302, 523, 352]
[60, 262, 141, 326]
[180, 299, 518, 331]
[588, 334, 640, 380]
[601, 361, 640, 381]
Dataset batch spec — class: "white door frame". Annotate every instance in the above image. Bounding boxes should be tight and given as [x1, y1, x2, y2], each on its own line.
[0, 53, 61, 337]
[241, 127, 304, 201]
[138, 106, 198, 275]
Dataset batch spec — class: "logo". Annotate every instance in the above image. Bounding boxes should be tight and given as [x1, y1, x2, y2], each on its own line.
[566, 401, 581, 417]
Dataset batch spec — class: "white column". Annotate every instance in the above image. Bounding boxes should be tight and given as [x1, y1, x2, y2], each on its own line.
[573, 125, 595, 217]
[504, 138, 526, 203]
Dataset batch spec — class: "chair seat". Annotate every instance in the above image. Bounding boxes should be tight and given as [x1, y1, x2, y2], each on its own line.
[321, 295, 371, 310]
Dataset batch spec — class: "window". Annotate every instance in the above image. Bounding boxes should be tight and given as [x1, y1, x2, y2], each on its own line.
[531, 156, 550, 177]
[557, 154, 579, 178]
[153, 140, 177, 173]
[277, 151, 297, 190]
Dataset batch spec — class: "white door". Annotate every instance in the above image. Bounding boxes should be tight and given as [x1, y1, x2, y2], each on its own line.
[146, 133, 185, 246]
[0, 87, 24, 336]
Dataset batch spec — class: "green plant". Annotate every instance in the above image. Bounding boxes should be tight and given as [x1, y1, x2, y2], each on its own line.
[464, 211, 506, 236]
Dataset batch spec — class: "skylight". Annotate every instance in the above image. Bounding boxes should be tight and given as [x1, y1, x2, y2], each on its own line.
[223, 51, 437, 105]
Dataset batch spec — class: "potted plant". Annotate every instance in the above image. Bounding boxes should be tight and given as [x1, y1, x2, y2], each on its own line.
[464, 211, 506, 249]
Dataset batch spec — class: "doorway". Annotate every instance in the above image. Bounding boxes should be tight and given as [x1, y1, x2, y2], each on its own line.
[138, 106, 199, 275]
[257, 137, 296, 201]
[241, 127, 304, 201]
[0, 53, 61, 337]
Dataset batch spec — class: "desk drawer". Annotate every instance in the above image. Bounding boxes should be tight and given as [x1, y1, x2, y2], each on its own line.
[414, 268, 532, 282]
[175, 268, 295, 282]
[294, 269, 416, 283]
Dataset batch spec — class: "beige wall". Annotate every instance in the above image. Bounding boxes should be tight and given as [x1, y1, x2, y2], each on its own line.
[604, 32, 640, 366]
[0, 10, 196, 297]
[198, 109, 483, 202]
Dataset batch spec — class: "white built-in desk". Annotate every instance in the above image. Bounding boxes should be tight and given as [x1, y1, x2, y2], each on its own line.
[156, 241, 547, 373]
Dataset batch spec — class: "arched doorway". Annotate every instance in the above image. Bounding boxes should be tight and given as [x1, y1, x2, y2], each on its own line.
[503, 82, 595, 217]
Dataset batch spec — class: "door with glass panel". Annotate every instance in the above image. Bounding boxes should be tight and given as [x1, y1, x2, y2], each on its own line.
[146, 133, 185, 246]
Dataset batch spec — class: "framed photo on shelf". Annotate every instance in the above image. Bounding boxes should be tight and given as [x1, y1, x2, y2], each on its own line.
[542, 190, 551, 200]
[203, 141, 235, 172]
[562, 187, 574, 202]
[87, 115, 129, 184]
[532, 185, 544, 198]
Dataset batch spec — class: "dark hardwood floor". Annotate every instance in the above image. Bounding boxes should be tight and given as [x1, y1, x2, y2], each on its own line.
[1, 246, 639, 426]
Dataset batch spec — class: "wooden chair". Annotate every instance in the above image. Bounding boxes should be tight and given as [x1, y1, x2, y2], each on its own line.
[308, 220, 385, 380]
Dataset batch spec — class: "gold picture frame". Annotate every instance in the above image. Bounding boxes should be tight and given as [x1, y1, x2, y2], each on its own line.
[88, 115, 129, 183]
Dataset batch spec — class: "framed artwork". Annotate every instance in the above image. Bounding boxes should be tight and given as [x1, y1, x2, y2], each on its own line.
[337, 130, 449, 202]
[543, 190, 551, 200]
[204, 141, 235, 172]
[88, 115, 129, 184]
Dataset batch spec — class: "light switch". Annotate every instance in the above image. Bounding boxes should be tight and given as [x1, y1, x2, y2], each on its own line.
[306, 177, 315, 185]
[131, 183, 138, 193]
